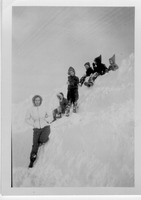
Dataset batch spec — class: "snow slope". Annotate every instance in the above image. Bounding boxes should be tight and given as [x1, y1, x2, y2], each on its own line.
[12, 54, 134, 187]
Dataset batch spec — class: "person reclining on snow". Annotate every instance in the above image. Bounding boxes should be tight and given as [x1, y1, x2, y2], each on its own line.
[108, 54, 119, 72]
[52, 92, 68, 122]
[65, 66, 79, 116]
[79, 62, 94, 86]
[25, 95, 51, 168]
[83, 55, 108, 87]
[93, 55, 108, 76]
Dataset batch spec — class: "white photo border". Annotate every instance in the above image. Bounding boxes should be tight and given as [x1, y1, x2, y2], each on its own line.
[1, 0, 141, 196]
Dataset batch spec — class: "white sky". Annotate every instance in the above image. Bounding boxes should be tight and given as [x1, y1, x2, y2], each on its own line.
[12, 7, 134, 103]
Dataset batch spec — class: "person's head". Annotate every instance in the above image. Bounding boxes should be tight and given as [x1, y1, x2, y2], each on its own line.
[68, 66, 75, 76]
[84, 62, 90, 70]
[57, 92, 64, 101]
[109, 59, 114, 65]
[32, 95, 43, 107]
[94, 55, 102, 65]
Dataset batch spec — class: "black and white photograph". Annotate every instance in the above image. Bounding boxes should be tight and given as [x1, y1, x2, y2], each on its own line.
[1, 0, 141, 197]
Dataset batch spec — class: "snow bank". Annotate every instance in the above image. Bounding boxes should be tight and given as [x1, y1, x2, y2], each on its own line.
[13, 54, 134, 187]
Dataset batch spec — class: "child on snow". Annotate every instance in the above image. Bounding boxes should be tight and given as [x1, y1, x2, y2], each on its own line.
[79, 62, 94, 86]
[108, 54, 119, 72]
[52, 92, 68, 122]
[25, 95, 51, 168]
[84, 55, 108, 87]
[66, 66, 79, 116]
[92, 55, 108, 76]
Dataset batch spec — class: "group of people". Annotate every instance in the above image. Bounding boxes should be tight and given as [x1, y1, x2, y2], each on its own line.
[80, 54, 119, 87]
[25, 54, 119, 168]
[52, 54, 119, 120]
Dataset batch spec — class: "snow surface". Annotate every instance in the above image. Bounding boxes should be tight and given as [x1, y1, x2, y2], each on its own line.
[12, 54, 134, 187]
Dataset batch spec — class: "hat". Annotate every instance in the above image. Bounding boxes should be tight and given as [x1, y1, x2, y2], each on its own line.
[57, 92, 64, 99]
[84, 62, 90, 67]
[94, 55, 102, 63]
[109, 54, 115, 64]
[68, 66, 75, 75]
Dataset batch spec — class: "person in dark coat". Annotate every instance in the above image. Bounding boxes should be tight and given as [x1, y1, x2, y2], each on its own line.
[52, 92, 68, 122]
[93, 55, 108, 76]
[108, 54, 119, 72]
[66, 66, 79, 116]
[79, 62, 94, 86]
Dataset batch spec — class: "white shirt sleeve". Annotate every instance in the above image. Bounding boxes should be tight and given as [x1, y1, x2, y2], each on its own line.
[25, 109, 35, 128]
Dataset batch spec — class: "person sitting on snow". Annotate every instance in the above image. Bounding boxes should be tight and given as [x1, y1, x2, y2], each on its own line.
[52, 92, 68, 122]
[79, 62, 94, 86]
[65, 66, 79, 116]
[92, 55, 108, 76]
[108, 54, 119, 72]
[25, 95, 51, 168]
[84, 55, 108, 87]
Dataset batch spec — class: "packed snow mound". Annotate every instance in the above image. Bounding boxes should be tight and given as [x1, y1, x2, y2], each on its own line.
[13, 54, 134, 187]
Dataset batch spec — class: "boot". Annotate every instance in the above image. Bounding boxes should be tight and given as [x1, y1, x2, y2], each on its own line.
[65, 107, 70, 116]
[28, 153, 37, 168]
[73, 102, 78, 113]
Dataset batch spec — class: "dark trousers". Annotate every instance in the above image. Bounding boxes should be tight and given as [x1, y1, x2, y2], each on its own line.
[67, 88, 79, 104]
[30, 126, 50, 159]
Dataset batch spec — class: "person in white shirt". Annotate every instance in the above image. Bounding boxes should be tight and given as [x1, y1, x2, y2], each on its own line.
[25, 95, 51, 168]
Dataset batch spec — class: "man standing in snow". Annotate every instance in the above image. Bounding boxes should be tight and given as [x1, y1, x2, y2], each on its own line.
[25, 95, 51, 168]
[66, 66, 79, 116]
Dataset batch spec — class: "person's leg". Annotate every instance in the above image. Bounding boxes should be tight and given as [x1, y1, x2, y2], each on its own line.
[29, 129, 41, 167]
[66, 90, 72, 116]
[39, 126, 51, 145]
[73, 90, 79, 112]
[52, 108, 58, 121]
[65, 101, 72, 116]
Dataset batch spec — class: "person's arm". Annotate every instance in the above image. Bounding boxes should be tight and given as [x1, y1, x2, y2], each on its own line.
[76, 76, 79, 84]
[25, 110, 35, 128]
[79, 75, 86, 86]
[44, 110, 52, 124]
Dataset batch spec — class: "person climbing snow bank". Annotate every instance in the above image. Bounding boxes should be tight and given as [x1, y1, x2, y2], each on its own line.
[79, 62, 94, 86]
[108, 54, 119, 72]
[65, 67, 79, 116]
[25, 95, 51, 168]
[52, 92, 68, 122]
[84, 55, 108, 87]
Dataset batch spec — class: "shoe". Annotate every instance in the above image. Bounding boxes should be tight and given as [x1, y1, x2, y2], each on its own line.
[73, 108, 76, 113]
[28, 153, 37, 168]
[65, 108, 70, 116]
[84, 82, 93, 87]
[28, 161, 34, 168]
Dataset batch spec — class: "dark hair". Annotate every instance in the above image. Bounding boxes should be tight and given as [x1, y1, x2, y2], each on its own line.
[59, 92, 64, 97]
[84, 62, 90, 67]
[32, 95, 43, 106]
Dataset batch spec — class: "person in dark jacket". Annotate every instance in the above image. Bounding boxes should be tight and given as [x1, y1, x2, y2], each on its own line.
[65, 67, 79, 116]
[92, 55, 108, 75]
[108, 54, 119, 72]
[52, 92, 68, 122]
[83, 55, 108, 87]
[79, 62, 94, 86]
